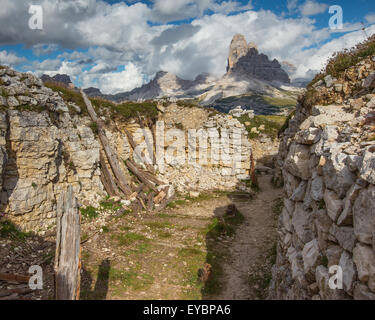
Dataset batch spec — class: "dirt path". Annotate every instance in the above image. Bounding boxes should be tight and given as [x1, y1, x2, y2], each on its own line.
[79, 174, 283, 300]
[210, 174, 283, 300]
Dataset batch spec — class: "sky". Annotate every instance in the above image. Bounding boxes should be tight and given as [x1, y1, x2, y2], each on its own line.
[0, 0, 374, 94]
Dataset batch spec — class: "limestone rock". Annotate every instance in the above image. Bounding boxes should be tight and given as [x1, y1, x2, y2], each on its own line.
[354, 283, 375, 300]
[290, 181, 307, 201]
[339, 251, 356, 294]
[284, 143, 311, 180]
[295, 127, 321, 145]
[302, 239, 322, 274]
[353, 243, 375, 290]
[329, 224, 356, 252]
[292, 203, 314, 244]
[311, 173, 324, 201]
[359, 146, 375, 185]
[326, 245, 343, 268]
[324, 189, 343, 222]
[353, 186, 375, 245]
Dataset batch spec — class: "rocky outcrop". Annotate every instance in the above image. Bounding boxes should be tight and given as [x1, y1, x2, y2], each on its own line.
[226, 34, 290, 84]
[83, 34, 296, 113]
[269, 50, 375, 300]
[226, 34, 257, 72]
[41, 74, 74, 88]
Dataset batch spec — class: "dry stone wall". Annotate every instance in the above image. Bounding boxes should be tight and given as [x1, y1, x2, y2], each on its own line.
[269, 56, 375, 300]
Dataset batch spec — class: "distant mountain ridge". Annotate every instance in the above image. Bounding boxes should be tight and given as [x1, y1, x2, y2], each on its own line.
[41, 34, 305, 114]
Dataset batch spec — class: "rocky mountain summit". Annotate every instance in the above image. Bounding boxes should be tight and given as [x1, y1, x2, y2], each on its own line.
[79, 34, 299, 115]
[226, 34, 290, 84]
[269, 36, 375, 300]
[41, 74, 75, 88]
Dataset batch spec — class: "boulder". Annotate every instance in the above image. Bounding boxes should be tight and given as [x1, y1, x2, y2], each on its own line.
[353, 243, 375, 291]
[339, 251, 356, 294]
[329, 224, 356, 252]
[302, 239, 322, 275]
[284, 143, 311, 180]
[295, 128, 321, 145]
[292, 203, 314, 244]
[324, 189, 343, 222]
[353, 186, 375, 245]
[354, 283, 375, 300]
[359, 146, 375, 185]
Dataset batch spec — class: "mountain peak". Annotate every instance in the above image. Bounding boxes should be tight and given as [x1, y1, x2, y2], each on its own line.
[226, 34, 290, 83]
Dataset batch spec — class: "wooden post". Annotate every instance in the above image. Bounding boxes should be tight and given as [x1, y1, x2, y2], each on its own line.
[81, 90, 132, 196]
[100, 151, 121, 197]
[54, 185, 81, 300]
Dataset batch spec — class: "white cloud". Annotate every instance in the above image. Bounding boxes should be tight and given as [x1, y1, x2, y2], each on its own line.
[300, 0, 328, 16]
[2, 0, 373, 93]
[0, 51, 26, 66]
[151, 0, 252, 22]
[293, 24, 375, 78]
[287, 0, 299, 13]
[81, 63, 144, 94]
[365, 13, 375, 24]
[32, 43, 59, 56]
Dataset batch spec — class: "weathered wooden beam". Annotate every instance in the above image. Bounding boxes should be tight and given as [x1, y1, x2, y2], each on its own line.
[100, 151, 122, 197]
[137, 112, 156, 169]
[123, 127, 155, 174]
[81, 90, 132, 196]
[0, 273, 30, 283]
[154, 187, 172, 213]
[125, 159, 157, 192]
[54, 185, 81, 300]
[147, 191, 155, 212]
[0, 287, 33, 298]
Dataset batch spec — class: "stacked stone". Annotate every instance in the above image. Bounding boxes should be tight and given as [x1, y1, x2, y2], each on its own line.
[161, 112, 252, 193]
[0, 67, 107, 232]
[269, 58, 375, 300]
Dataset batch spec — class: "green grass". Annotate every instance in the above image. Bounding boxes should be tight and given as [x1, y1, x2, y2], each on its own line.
[272, 198, 284, 215]
[318, 199, 326, 210]
[109, 266, 154, 291]
[99, 199, 122, 212]
[325, 37, 375, 78]
[111, 232, 148, 246]
[158, 231, 172, 239]
[123, 242, 152, 255]
[304, 35, 375, 109]
[91, 98, 158, 122]
[89, 121, 98, 135]
[262, 96, 296, 108]
[202, 207, 244, 240]
[0, 221, 31, 241]
[238, 114, 288, 139]
[44, 82, 87, 114]
[102, 226, 110, 233]
[15, 104, 45, 112]
[80, 206, 99, 219]
[144, 221, 175, 230]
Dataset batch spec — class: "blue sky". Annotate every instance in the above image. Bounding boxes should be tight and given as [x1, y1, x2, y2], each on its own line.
[0, 0, 374, 93]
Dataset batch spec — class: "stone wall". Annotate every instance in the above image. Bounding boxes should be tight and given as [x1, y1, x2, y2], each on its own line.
[269, 64, 375, 299]
[0, 67, 252, 232]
